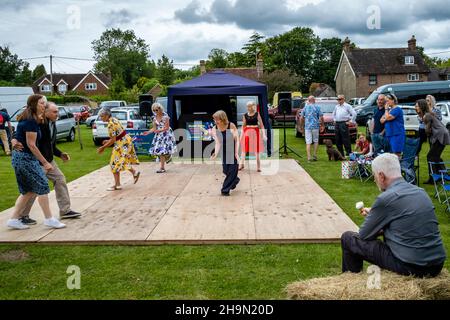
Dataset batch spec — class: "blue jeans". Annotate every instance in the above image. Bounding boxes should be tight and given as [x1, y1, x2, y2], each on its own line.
[371, 133, 389, 154]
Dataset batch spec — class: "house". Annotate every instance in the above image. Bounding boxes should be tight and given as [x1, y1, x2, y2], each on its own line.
[429, 67, 450, 81]
[33, 71, 111, 96]
[335, 36, 431, 99]
[199, 53, 264, 81]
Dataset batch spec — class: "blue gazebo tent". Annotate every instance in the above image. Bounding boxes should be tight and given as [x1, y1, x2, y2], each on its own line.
[167, 71, 272, 156]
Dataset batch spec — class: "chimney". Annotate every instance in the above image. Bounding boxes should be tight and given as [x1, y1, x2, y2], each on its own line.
[200, 60, 206, 75]
[343, 37, 351, 52]
[408, 35, 417, 51]
[256, 52, 264, 79]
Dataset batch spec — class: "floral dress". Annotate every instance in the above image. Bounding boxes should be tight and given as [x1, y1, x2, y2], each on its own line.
[149, 113, 177, 156]
[108, 117, 139, 173]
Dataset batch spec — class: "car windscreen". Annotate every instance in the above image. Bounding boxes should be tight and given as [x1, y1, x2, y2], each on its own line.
[68, 107, 82, 112]
[292, 99, 302, 108]
[362, 91, 380, 107]
[112, 111, 127, 121]
[318, 103, 337, 114]
[401, 107, 417, 116]
[10, 108, 26, 121]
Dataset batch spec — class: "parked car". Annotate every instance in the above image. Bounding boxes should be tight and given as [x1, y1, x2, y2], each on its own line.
[85, 108, 101, 128]
[365, 105, 420, 138]
[295, 99, 358, 142]
[99, 100, 127, 110]
[269, 97, 305, 126]
[92, 108, 147, 146]
[10, 106, 77, 142]
[67, 105, 91, 123]
[355, 80, 450, 126]
[272, 91, 302, 108]
[348, 97, 366, 107]
[437, 101, 450, 133]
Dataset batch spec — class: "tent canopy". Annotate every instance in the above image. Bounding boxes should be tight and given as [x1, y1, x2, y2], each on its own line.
[167, 70, 270, 127]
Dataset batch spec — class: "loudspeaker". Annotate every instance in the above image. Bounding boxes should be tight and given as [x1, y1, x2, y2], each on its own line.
[139, 94, 154, 117]
[278, 99, 292, 115]
[278, 92, 292, 115]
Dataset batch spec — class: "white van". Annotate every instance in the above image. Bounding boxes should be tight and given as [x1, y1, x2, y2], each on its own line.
[0, 87, 34, 115]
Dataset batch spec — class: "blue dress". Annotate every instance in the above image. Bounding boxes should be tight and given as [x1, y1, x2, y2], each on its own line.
[11, 119, 50, 195]
[149, 113, 177, 156]
[385, 107, 406, 153]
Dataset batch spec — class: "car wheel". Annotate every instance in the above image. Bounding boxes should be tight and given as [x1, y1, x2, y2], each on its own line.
[67, 128, 75, 142]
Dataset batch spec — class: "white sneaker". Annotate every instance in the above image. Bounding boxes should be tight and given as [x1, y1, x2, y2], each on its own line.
[7, 219, 30, 230]
[44, 217, 66, 229]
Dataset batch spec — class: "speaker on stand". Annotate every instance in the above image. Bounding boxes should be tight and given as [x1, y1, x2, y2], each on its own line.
[139, 94, 154, 128]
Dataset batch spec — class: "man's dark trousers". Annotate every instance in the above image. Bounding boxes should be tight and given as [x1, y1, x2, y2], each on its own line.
[335, 122, 352, 156]
[341, 231, 443, 277]
[222, 163, 239, 194]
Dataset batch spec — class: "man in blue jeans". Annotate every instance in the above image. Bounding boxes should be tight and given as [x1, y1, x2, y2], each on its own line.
[371, 94, 389, 154]
[341, 153, 446, 277]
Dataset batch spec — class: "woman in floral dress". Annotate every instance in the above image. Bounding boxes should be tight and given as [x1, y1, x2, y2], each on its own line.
[97, 108, 140, 191]
[143, 103, 177, 173]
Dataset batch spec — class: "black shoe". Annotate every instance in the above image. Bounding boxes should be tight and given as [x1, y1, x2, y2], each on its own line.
[231, 178, 240, 190]
[61, 210, 82, 219]
[19, 216, 37, 225]
[221, 192, 230, 197]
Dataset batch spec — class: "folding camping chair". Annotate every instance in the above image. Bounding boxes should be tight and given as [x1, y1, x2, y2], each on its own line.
[353, 155, 373, 182]
[428, 161, 450, 204]
[400, 138, 420, 185]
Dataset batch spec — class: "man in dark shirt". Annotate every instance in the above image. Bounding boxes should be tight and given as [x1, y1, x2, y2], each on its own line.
[12, 102, 81, 224]
[0, 107, 13, 156]
[371, 94, 389, 154]
[341, 153, 446, 277]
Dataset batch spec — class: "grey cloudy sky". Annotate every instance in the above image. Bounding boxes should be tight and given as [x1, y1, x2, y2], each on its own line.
[1, 0, 449, 73]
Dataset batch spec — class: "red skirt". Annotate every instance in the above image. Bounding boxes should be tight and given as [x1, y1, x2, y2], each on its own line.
[241, 127, 263, 153]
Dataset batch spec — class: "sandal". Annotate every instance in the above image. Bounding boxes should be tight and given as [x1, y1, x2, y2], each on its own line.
[107, 185, 122, 191]
[156, 169, 166, 174]
[133, 171, 141, 184]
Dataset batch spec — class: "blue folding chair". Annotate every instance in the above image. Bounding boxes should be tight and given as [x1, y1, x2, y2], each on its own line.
[428, 161, 450, 205]
[400, 138, 420, 185]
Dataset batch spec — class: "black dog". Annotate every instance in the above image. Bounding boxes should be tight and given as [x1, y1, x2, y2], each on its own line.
[324, 139, 346, 161]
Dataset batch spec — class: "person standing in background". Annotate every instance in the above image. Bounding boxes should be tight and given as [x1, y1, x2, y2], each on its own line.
[333, 95, 356, 157]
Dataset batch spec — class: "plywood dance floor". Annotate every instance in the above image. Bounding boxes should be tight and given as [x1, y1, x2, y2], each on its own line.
[0, 160, 358, 244]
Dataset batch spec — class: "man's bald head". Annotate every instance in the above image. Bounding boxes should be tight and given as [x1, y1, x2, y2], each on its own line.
[45, 102, 59, 122]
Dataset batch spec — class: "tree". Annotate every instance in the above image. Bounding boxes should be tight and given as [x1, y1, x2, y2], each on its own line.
[311, 37, 346, 89]
[260, 69, 301, 102]
[15, 63, 33, 86]
[241, 32, 266, 67]
[207, 48, 228, 69]
[417, 46, 444, 68]
[265, 27, 319, 91]
[226, 52, 247, 68]
[0, 46, 29, 84]
[32, 64, 47, 81]
[108, 76, 127, 99]
[156, 55, 175, 86]
[92, 29, 151, 88]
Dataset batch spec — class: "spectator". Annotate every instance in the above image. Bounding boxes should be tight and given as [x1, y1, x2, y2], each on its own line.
[7, 95, 65, 230]
[97, 108, 140, 191]
[380, 94, 405, 157]
[211, 110, 240, 196]
[416, 99, 450, 184]
[143, 103, 177, 173]
[355, 133, 373, 156]
[299, 96, 324, 162]
[371, 94, 389, 154]
[239, 101, 266, 172]
[426, 95, 442, 122]
[11, 102, 82, 224]
[341, 153, 446, 277]
[0, 106, 13, 156]
[333, 95, 356, 157]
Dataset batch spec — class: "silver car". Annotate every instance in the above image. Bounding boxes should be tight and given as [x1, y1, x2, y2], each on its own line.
[10, 106, 77, 142]
[92, 108, 147, 145]
[437, 101, 450, 133]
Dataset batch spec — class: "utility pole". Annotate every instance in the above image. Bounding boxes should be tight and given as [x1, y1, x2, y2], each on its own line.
[50, 55, 53, 95]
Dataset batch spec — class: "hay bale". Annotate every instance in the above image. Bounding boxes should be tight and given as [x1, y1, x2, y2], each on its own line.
[286, 268, 450, 300]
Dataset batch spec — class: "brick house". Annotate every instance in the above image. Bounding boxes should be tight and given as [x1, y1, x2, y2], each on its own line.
[335, 36, 431, 99]
[33, 71, 111, 96]
[429, 67, 450, 81]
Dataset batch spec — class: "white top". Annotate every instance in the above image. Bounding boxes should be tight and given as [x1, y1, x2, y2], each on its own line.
[333, 103, 357, 123]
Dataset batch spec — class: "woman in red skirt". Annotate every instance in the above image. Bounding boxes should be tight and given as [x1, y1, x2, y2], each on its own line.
[239, 101, 266, 172]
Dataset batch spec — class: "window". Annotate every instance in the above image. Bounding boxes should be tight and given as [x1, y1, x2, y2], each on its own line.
[447, 74, 450, 80]
[408, 74, 419, 82]
[58, 108, 67, 119]
[85, 83, 97, 90]
[58, 84, 67, 92]
[439, 104, 449, 117]
[369, 75, 377, 86]
[405, 56, 415, 65]
[41, 84, 52, 92]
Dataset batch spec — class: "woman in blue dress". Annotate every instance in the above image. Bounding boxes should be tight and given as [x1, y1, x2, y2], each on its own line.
[143, 103, 177, 173]
[380, 94, 405, 158]
[7, 95, 65, 230]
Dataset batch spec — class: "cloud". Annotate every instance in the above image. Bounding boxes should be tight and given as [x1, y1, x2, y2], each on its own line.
[103, 8, 139, 28]
[173, 0, 214, 24]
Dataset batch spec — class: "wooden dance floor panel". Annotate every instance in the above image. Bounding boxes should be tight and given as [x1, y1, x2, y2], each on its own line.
[0, 160, 358, 244]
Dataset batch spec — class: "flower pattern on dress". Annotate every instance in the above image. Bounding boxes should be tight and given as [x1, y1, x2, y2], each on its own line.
[149, 113, 177, 156]
[107, 117, 139, 173]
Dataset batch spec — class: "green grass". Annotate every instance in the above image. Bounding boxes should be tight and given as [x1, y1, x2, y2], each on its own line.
[0, 126, 449, 299]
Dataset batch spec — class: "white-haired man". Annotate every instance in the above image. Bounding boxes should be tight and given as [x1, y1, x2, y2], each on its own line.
[341, 153, 446, 277]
